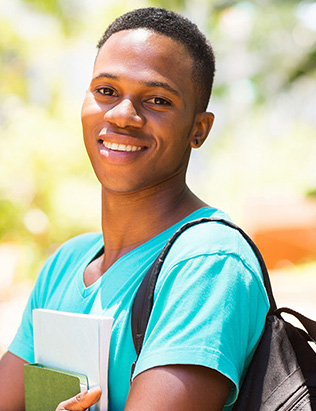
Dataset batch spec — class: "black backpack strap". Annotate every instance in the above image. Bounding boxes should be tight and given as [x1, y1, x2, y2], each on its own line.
[276, 307, 316, 342]
[131, 217, 277, 375]
[131, 255, 160, 356]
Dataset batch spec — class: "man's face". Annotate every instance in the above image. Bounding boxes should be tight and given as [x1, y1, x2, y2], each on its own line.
[81, 28, 201, 194]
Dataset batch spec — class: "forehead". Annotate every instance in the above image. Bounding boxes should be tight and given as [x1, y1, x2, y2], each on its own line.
[94, 29, 195, 96]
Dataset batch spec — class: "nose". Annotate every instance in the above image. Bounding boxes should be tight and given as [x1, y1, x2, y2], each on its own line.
[104, 98, 144, 129]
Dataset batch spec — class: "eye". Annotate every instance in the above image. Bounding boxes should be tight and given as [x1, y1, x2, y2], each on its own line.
[147, 97, 170, 106]
[96, 87, 118, 97]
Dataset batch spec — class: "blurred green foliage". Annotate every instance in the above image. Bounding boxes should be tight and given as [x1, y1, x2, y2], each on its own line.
[0, 0, 315, 282]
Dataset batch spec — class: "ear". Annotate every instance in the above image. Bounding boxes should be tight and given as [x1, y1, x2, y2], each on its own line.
[190, 112, 215, 149]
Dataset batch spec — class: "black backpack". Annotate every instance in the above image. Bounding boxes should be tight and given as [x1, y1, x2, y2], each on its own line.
[131, 217, 316, 410]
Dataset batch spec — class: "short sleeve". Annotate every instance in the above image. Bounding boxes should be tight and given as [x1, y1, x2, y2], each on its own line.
[8, 254, 55, 362]
[8, 233, 103, 362]
[132, 224, 269, 406]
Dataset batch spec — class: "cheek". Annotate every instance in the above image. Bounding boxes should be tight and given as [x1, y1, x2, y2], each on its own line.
[152, 110, 193, 139]
[81, 102, 100, 150]
[81, 94, 102, 127]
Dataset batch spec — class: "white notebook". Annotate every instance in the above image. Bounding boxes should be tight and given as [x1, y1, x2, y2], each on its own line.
[33, 308, 114, 411]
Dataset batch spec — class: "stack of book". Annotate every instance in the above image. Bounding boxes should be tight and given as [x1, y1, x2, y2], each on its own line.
[24, 309, 113, 411]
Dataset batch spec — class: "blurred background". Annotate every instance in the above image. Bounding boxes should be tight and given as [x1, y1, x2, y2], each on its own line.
[0, 0, 315, 355]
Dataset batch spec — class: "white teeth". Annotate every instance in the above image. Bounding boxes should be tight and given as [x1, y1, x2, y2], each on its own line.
[102, 141, 143, 152]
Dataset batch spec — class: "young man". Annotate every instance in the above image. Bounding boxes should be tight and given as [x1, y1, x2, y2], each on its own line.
[0, 7, 269, 411]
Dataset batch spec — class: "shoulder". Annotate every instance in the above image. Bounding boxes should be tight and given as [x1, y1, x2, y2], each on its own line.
[164, 219, 260, 272]
[58, 232, 103, 253]
[159, 218, 267, 301]
[50, 232, 102, 261]
[37, 232, 103, 280]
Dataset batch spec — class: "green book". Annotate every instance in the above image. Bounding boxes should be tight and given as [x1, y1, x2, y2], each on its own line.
[24, 363, 88, 411]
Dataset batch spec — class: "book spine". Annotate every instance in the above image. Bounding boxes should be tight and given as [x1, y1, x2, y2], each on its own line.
[99, 318, 113, 411]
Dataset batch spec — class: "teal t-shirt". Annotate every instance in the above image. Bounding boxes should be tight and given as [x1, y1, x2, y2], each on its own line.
[9, 207, 269, 410]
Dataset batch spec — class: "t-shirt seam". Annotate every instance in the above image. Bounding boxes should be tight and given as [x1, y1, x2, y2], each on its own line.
[137, 345, 238, 373]
[160, 251, 269, 304]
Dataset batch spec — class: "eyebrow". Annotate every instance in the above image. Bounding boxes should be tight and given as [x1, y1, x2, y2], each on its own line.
[142, 80, 180, 97]
[92, 73, 180, 97]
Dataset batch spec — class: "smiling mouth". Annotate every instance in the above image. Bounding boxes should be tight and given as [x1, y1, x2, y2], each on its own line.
[101, 141, 144, 152]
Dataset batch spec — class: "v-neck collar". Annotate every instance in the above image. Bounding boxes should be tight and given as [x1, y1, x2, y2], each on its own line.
[77, 206, 221, 295]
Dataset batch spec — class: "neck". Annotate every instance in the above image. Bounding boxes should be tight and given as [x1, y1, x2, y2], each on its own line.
[100, 178, 207, 271]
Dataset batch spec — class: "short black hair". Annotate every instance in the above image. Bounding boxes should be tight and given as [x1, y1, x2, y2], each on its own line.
[97, 7, 215, 112]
